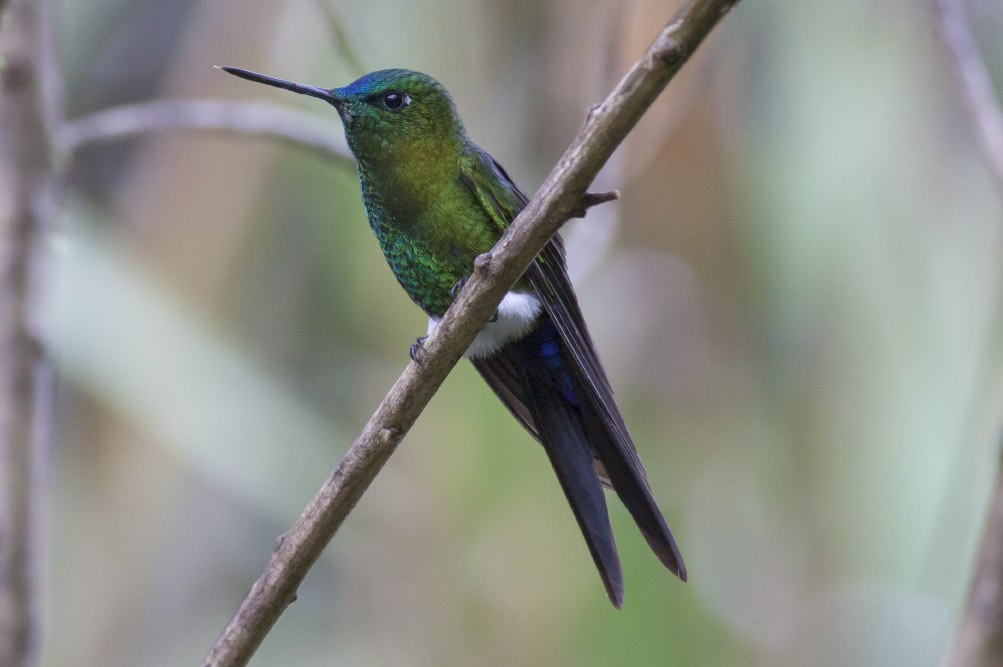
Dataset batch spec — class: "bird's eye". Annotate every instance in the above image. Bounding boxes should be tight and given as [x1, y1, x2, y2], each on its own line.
[382, 91, 410, 111]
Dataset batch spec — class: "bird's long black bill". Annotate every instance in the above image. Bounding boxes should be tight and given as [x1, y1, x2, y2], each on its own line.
[219, 66, 340, 105]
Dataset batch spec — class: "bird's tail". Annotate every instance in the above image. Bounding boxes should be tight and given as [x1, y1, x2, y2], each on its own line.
[580, 404, 686, 581]
[520, 360, 625, 607]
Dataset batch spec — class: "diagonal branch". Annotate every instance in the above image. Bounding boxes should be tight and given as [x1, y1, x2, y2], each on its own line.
[202, 0, 742, 664]
[58, 99, 354, 165]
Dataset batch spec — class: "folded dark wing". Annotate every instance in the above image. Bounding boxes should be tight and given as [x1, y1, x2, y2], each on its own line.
[459, 145, 685, 579]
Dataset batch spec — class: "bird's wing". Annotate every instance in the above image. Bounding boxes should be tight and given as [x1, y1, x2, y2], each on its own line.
[470, 353, 540, 442]
[458, 146, 527, 235]
[459, 146, 685, 579]
[458, 145, 649, 483]
[460, 146, 543, 440]
[529, 240, 686, 578]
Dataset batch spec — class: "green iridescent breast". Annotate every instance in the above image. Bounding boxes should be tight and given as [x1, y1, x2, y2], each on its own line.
[357, 161, 500, 317]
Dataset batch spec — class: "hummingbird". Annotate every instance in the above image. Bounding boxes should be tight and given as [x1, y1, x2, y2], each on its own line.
[221, 66, 686, 607]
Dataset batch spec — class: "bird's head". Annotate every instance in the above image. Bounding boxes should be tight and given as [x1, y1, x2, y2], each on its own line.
[221, 66, 465, 165]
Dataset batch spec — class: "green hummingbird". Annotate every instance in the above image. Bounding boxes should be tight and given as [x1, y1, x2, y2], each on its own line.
[222, 65, 686, 607]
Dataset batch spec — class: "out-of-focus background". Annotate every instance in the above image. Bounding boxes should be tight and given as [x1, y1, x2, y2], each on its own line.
[41, 0, 1002, 665]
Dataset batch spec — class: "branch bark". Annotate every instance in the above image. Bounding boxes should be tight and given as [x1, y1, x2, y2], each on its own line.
[202, 0, 741, 664]
[0, 0, 54, 663]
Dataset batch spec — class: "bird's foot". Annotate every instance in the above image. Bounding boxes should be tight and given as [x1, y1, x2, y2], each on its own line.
[450, 276, 469, 300]
[451, 276, 498, 322]
[453, 274, 499, 322]
[409, 336, 428, 365]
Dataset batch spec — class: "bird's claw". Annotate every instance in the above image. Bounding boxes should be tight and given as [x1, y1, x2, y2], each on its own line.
[450, 276, 469, 300]
[409, 336, 428, 365]
[451, 276, 497, 322]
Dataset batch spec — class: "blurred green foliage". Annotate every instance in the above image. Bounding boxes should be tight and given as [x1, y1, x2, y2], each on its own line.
[41, 0, 1003, 665]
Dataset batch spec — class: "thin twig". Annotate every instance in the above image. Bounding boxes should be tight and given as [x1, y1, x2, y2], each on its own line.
[0, 0, 54, 663]
[202, 1, 741, 664]
[572, 189, 620, 217]
[934, 0, 1003, 198]
[58, 99, 354, 166]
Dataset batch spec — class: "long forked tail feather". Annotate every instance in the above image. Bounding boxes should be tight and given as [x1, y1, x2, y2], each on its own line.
[519, 360, 624, 607]
[581, 406, 686, 581]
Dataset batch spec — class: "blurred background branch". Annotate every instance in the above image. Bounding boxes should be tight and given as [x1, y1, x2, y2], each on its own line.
[0, 0, 58, 663]
[946, 444, 1003, 667]
[935, 0, 1003, 199]
[935, 1, 1003, 665]
[60, 99, 354, 165]
[311, 0, 367, 76]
